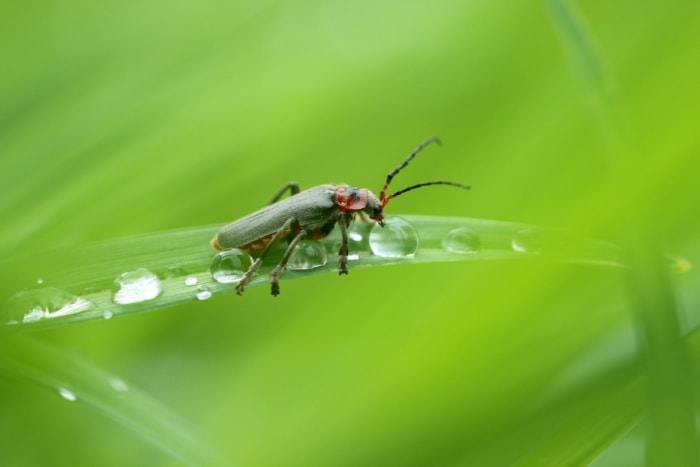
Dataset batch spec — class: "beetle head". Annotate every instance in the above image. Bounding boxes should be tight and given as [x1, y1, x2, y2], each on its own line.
[365, 191, 384, 226]
[337, 137, 470, 230]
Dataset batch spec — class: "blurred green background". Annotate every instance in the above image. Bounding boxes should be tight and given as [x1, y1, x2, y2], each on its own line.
[2, 0, 700, 465]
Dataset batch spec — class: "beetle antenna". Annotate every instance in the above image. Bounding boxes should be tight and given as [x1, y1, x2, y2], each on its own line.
[382, 181, 470, 207]
[379, 136, 442, 203]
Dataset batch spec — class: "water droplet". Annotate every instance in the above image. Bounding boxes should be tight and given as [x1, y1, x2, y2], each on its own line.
[442, 227, 481, 254]
[112, 268, 162, 305]
[369, 217, 419, 257]
[36, 278, 44, 285]
[211, 249, 253, 284]
[512, 229, 542, 254]
[103, 310, 113, 320]
[331, 223, 368, 262]
[184, 276, 198, 286]
[4, 288, 94, 324]
[287, 240, 328, 270]
[110, 378, 129, 392]
[196, 286, 212, 300]
[58, 388, 77, 402]
[349, 231, 363, 242]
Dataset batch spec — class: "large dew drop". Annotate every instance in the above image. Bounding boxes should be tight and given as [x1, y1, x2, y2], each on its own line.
[4, 287, 94, 325]
[211, 249, 253, 284]
[287, 240, 328, 270]
[112, 268, 163, 305]
[369, 217, 419, 257]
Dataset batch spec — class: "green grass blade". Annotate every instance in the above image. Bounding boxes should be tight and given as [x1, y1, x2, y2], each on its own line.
[546, 1, 699, 464]
[0, 335, 225, 466]
[0, 214, 623, 332]
[545, 0, 623, 136]
[515, 322, 700, 466]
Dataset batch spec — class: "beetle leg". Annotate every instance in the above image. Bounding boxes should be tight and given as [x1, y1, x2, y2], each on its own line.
[270, 229, 307, 296]
[337, 212, 351, 275]
[268, 182, 300, 204]
[236, 217, 298, 295]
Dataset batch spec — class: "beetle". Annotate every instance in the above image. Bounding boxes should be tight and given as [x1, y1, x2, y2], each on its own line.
[211, 136, 470, 296]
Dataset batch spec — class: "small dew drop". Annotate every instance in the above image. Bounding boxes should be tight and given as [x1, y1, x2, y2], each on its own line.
[112, 268, 163, 305]
[349, 231, 363, 242]
[196, 286, 212, 300]
[184, 276, 198, 286]
[512, 229, 542, 254]
[103, 310, 113, 320]
[110, 378, 129, 392]
[211, 249, 253, 284]
[369, 217, 419, 258]
[287, 240, 328, 270]
[58, 388, 77, 402]
[3, 288, 94, 325]
[36, 278, 44, 285]
[442, 227, 481, 254]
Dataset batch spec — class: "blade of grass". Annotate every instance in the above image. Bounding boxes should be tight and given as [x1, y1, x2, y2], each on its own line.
[0, 215, 623, 332]
[544, 0, 624, 141]
[546, 1, 699, 464]
[514, 320, 700, 466]
[0, 335, 226, 466]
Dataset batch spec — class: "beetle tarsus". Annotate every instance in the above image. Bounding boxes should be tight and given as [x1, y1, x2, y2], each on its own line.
[269, 228, 307, 296]
[235, 276, 249, 295]
[236, 258, 263, 295]
[337, 212, 351, 276]
[270, 265, 283, 296]
[338, 247, 349, 275]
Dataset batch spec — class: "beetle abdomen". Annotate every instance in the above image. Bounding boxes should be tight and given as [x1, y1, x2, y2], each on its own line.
[240, 229, 290, 253]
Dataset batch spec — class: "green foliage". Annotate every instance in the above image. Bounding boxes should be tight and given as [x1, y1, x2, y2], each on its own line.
[1, 0, 699, 465]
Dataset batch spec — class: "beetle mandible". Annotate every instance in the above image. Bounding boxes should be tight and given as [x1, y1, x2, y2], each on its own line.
[211, 136, 470, 296]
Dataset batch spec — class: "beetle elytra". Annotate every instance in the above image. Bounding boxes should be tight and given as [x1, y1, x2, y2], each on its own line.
[211, 136, 470, 296]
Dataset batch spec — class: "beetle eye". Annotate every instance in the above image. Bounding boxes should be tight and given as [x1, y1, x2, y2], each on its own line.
[370, 207, 384, 223]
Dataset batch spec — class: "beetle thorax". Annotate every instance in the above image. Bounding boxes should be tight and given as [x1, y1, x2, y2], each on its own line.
[334, 185, 384, 223]
[335, 185, 369, 212]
